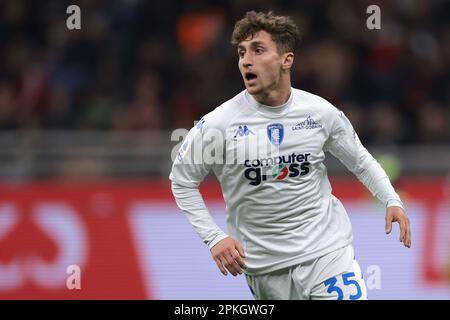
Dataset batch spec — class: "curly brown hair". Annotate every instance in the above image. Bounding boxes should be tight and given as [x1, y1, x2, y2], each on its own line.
[231, 11, 300, 54]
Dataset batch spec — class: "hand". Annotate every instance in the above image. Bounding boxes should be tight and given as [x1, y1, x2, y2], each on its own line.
[385, 206, 411, 248]
[211, 237, 246, 276]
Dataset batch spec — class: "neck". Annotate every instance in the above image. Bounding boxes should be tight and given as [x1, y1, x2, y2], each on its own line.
[252, 77, 291, 107]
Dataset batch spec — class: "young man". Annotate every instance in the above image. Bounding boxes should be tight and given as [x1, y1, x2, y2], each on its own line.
[170, 11, 411, 300]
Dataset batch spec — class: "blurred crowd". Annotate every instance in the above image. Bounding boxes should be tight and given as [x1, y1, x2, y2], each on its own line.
[0, 0, 449, 145]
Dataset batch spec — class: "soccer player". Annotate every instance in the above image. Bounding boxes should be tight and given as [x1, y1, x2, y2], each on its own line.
[169, 11, 411, 300]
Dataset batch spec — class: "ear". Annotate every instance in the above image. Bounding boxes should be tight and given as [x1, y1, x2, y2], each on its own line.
[281, 52, 294, 70]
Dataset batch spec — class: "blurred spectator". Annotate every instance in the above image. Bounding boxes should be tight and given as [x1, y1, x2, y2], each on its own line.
[176, 8, 225, 56]
[46, 87, 74, 129]
[114, 71, 163, 131]
[298, 40, 355, 103]
[416, 101, 449, 145]
[369, 101, 406, 145]
[0, 0, 448, 147]
[0, 82, 16, 129]
[338, 100, 368, 143]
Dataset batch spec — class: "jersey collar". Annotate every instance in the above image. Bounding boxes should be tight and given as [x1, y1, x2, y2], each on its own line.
[245, 89, 293, 118]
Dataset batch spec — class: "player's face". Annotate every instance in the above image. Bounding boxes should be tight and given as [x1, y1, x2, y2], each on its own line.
[237, 31, 286, 96]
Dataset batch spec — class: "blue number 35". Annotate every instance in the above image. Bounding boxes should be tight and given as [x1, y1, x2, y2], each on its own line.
[324, 272, 362, 300]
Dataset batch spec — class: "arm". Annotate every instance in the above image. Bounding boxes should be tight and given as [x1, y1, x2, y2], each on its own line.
[324, 109, 411, 248]
[170, 181, 228, 248]
[170, 120, 246, 275]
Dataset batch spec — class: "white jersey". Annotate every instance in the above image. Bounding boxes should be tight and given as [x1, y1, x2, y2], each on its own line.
[170, 88, 404, 275]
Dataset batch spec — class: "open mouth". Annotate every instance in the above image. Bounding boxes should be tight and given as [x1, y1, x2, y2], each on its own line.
[245, 72, 257, 81]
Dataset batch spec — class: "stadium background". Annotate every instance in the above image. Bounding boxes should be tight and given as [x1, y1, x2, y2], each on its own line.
[0, 0, 449, 299]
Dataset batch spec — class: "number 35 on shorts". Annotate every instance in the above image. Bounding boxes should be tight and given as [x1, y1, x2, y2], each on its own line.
[322, 272, 368, 300]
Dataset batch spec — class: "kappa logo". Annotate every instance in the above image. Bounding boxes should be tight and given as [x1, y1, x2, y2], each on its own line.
[292, 116, 322, 130]
[233, 125, 255, 139]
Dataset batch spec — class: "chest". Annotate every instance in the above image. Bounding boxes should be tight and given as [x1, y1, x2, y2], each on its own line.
[225, 115, 328, 161]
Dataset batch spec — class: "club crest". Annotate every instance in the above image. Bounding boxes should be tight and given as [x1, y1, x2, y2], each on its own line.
[267, 123, 284, 145]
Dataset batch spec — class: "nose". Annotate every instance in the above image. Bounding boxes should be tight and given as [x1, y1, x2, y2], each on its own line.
[241, 52, 252, 68]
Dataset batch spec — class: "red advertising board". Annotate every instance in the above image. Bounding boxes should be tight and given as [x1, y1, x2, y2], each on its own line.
[0, 178, 448, 299]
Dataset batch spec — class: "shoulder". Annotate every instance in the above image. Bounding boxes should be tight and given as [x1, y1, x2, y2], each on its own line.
[292, 88, 343, 125]
[292, 89, 339, 113]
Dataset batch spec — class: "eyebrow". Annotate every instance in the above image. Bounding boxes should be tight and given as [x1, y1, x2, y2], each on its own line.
[237, 41, 266, 51]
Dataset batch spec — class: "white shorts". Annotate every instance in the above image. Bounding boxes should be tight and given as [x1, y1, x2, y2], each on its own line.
[245, 245, 368, 300]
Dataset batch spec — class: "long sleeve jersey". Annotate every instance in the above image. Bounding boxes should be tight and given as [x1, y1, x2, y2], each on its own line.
[169, 88, 404, 275]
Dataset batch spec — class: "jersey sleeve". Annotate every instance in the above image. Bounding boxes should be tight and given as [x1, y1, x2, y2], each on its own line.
[323, 108, 404, 209]
[169, 116, 229, 248]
